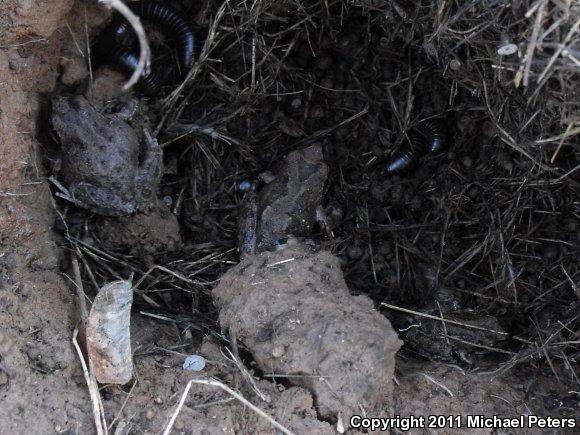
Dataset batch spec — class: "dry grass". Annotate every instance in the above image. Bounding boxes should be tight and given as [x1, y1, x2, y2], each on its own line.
[57, 0, 579, 396]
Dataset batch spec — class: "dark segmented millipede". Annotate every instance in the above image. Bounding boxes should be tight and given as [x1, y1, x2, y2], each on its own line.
[105, 43, 163, 96]
[96, 1, 196, 95]
[385, 118, 447, 174]
[421, 118, 446, 153]
[127, 0, 196, 74]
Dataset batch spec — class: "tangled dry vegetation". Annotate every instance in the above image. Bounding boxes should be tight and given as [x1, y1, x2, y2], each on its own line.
[58, 0, 579, 392]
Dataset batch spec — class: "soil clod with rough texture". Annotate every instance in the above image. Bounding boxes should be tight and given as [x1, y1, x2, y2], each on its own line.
[214, 240, 402, 425]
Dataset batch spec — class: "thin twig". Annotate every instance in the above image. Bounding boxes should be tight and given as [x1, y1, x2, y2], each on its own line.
[163, 378, 295, 435]
[72, 329, 108, 435]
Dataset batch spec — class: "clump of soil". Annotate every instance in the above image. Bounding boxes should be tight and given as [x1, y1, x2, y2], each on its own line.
[214, 240, 401, 424]
[1, 0, 579, 433]
[96, 204, 183, 259]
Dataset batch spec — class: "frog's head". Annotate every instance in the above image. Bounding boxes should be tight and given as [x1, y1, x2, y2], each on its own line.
[51, 95, 96, 137]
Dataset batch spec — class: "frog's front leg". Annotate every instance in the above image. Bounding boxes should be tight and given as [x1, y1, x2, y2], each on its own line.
[114, 98, 140, 121]
[238, 191, 258, 257]
[135, 130, 163, 210]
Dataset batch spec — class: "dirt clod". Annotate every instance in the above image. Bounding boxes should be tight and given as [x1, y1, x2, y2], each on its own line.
[96, 204, 182, 258]
[213, 240, 402, 424]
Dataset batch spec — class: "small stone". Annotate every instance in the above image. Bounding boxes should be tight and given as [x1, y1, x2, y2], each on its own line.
[450, 59, 462, 71]
[290, 97, 302, 109]
[272, 345, 285, 358]
[174, 420, 184, 430]
[145, 409, 155, 420]
[461, 156, 473, 168]
[8, 59, 19, 71]
[497, 43, 518, 56]
[237, 180, 254, 191]
[259, 171, 276, 184]
[183, 355, 206, 372]
[154, 396, 163, 405]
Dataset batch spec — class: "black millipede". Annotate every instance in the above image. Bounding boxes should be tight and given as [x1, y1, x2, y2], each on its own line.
[105, 43, 163, 96]
[385, 118, 447, 174]
[95, 0, 196, 95]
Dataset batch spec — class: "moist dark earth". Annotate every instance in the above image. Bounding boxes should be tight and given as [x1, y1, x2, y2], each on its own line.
[0, 0, 578, 433]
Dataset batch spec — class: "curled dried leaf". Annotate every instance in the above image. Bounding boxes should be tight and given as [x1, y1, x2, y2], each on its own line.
[86, 279, 134, 384]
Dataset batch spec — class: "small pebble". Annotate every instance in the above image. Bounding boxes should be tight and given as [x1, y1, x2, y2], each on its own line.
[145, 409, 155, 420]
[183, 355, 206, 372]
[497, 43, 518, 56]
[154, 397, 163, 405]
[163, 195, 173, 207]
[290, 97, 302, 109]
[450, 59, 462, 71]
[271, 345, 285, 358]
[461, 156, 473, 168]
[237, 180, 254, 191]
[174, 420, 185, 430]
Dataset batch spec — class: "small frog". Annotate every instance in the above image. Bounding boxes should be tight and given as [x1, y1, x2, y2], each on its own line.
[238, 145, 328, 255]
[51, 95, 162, 216]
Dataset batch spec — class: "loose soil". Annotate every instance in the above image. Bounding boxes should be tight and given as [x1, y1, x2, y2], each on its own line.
[1, 0, 578, 434]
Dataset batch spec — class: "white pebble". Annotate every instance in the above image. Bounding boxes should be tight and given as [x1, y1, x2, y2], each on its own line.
[183, 355, 206, 372]
[497, 43, 518, 56]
